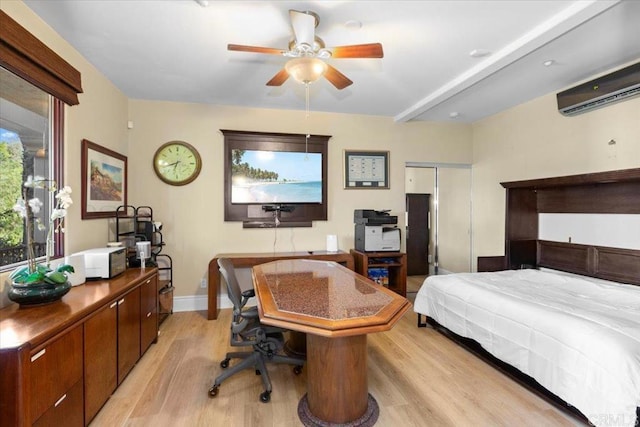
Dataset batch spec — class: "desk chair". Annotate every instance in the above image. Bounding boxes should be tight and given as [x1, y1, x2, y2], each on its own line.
[208, 258, 304, 403]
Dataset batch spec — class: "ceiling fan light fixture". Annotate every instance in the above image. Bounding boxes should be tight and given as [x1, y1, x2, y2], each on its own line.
[285, 57, 328, 84]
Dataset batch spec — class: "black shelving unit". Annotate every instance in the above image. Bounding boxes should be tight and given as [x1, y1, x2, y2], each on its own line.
[116, 205, 173, 323]
[156, 254, 173, 324]
[115, 205, 165, 266]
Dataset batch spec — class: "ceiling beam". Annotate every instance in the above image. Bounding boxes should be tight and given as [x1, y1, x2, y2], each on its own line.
[394, 0, 621, 123]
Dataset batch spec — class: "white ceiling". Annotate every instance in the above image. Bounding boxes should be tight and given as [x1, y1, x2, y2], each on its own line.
[22, 0, 640, 123]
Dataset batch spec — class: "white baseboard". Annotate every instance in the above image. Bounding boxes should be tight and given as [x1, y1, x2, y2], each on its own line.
[173, 295, 224, 313]
[173, 295, 235, 313]
[173, 295, 208, 312]
[173, 294, 257, 313]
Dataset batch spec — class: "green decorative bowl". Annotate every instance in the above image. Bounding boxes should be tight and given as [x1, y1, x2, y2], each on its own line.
[8, 280, 71, 306]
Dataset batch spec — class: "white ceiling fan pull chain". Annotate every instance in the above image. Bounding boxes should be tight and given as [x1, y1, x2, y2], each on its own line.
[305, 83, 310, 159]
[305, 83, 310, 119]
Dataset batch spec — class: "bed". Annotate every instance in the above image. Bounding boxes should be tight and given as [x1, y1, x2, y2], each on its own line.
[413, 168, 640, 427]
[414, 267, 640, 427]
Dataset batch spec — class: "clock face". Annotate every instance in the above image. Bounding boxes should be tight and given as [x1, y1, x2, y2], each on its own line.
[153, 141, 202, 186]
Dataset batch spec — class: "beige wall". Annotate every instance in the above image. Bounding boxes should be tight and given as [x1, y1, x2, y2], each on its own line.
[471, 79, 640, 263]
[127, 100, 472, 297]
[5, 0, 636, 307]
[1, 2, 128, 307]
[1, 1, 472, 307]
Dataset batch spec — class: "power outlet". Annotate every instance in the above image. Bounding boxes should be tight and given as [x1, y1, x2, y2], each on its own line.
[200, 278, 207, 289]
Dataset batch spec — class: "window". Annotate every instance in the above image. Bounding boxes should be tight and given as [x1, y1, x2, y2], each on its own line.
[0, 10, 82, 272]
[0, 67, 63, 270]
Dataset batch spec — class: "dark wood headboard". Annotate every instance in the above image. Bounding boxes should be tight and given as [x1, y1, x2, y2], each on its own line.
[538, 240, 640, 286]
[492, 168, 640, 283]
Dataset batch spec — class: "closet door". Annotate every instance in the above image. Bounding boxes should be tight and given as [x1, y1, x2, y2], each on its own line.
[438, 168, 472, 273]
[406, 193, 430, 275]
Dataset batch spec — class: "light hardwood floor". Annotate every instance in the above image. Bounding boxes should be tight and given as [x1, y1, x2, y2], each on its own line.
[91, 306, 584, 427]
[407, 275, 428, 294]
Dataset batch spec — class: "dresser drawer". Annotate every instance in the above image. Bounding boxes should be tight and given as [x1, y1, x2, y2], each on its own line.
[32, 379, 83, 427]
[30, 325, 83, 423]
[141, 275, 158, 314]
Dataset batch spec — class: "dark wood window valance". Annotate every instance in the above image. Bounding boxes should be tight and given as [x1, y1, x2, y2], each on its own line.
[0, 10, 83, 105]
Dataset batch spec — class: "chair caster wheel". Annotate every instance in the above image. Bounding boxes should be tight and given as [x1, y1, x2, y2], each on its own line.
[260, 390, 271, 403]
[220, 359, 230, 369]
[208, 386, 219, 397]
[293, 365, 303, 375]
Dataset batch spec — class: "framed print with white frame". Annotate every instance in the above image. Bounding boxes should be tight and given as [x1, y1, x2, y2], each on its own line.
[344, 150, 389, 189]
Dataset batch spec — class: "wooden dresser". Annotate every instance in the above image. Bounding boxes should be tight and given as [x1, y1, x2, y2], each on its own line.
[0, 268, 158, 426]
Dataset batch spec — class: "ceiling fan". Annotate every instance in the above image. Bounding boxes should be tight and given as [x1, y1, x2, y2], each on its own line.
[227, 10, 383, 90]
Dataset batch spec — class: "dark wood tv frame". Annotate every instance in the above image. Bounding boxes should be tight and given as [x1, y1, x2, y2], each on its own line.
[221, 129, 331, 228]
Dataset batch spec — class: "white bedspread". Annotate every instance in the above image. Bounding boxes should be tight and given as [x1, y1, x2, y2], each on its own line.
[413, 269, 640, 427]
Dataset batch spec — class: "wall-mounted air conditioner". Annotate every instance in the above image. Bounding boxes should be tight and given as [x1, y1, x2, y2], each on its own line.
[557, 62, 640, 116]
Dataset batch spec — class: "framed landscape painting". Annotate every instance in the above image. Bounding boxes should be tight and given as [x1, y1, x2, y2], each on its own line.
[81, 139, 127, 219]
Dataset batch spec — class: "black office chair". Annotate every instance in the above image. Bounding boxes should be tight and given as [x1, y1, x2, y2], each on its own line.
[208, 258, 304, 403]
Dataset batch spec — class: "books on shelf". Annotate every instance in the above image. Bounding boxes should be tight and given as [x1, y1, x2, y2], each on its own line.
[368, 267, 389, 286]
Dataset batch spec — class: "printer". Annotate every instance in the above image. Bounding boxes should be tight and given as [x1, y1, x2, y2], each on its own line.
[354, 209, 401, 252]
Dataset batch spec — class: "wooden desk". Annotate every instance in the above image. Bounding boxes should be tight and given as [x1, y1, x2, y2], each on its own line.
[253, 259, 410, 426]
[207, 251, 354, 320]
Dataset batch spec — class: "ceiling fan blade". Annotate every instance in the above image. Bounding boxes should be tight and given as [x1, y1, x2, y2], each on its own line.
[324, 65, 353, 90]
[289, 10, 315, 47]
[227, 44, 284, 55]
[331, 43, 384, 58]
[266, 68, 290, 86]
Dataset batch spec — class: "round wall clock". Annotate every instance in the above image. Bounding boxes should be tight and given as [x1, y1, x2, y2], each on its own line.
[153, 141, 202, 186]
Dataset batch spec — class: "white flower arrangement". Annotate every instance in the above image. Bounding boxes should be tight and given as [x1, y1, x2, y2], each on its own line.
[10, 175, 74, 285]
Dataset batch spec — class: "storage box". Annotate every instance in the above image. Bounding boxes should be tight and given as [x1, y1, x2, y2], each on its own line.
[159, 286, 173, 319]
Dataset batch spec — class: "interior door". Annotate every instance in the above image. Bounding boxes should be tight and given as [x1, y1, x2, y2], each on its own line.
[406, 194, 430, 275]
[405, 164, 471, 275]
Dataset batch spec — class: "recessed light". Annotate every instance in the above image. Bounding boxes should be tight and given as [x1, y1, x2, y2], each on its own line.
[543, 59, 555, 67]
[345, 20, 362, 30]
[469, 49, 491, 58]
[449, 112, 460, 118]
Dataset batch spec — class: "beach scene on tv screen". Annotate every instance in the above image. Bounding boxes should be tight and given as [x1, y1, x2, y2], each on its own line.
[231, 149, 322, 203]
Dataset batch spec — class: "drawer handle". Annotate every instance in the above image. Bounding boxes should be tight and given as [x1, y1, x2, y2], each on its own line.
[109, 301, 117, 309]
[146, 279, 151, 284]
[118, 298, 125, 305]
[54, 394, 67, 407]
[31, 349, 46, 362]
[147, 312, 152, 318]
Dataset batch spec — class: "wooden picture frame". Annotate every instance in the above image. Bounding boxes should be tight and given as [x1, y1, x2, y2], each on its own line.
[344, 150, 389, 189]
[81, 139, 127, 219]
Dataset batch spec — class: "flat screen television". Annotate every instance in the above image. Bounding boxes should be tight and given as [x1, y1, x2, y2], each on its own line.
[222, 130, 330, 227]
[231, 150, 322, 204]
